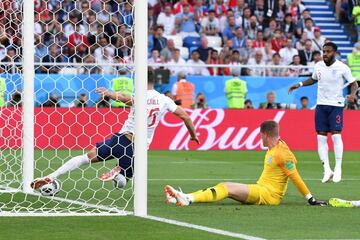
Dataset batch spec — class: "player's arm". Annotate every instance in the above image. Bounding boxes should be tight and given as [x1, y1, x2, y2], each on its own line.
[346, 79, 359, 103]
[172, 106, 200, 144]
[288, 77, 317, 94]
[96, 87, 133, 106]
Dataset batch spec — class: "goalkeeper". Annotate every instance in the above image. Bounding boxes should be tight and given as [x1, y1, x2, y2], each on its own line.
[31, 67, 199, 190]
[165, 121, 327, 206]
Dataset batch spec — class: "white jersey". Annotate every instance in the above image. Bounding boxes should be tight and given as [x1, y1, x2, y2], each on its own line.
[312, 60, 356, 107]
[119, 89, 178, 146]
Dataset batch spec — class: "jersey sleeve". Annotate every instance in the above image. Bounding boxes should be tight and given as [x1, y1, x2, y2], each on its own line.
[165, 96, 178, 113]
[274, 150, 297, 176]
[343, 64, 356, 84]
[311, 64, 318, 81]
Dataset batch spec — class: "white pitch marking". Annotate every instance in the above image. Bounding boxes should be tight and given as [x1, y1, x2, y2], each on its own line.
[144, 215, 266, 240]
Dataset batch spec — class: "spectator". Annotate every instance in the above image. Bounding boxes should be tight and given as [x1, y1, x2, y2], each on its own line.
[104, 15, 120, 45]
[97, 48, 115, 74]
[288, 0, 306, 23]
[157, 4, 176, 35]
[187, 50, 210, 76]
[241, 7, 252, 32]
[63, 18, 86, 38]
[173, 0, 194, 15]
[259, 91, 280, 109]
[300, 96, 309, 110]
[7, 91, 22, 107]
[244, 99, 254, 109]
[276, 0, 287, 23]
[270, 28, 286, 52]
[287, 55, 303, 77]
[233, 0, 248, 20]
[120, 2, 133, 29]
[239, 39, 254, 63]
[347, 42, 360, 81]
[168, 48, 188, 76]
[192, 92, 209, 109]
[264, 18, 278, 39]
[201, 10, 220, 36]
[229, 49, 242, 65]
[252, 30, 266, 49]
[34, 35, 47, 62]
[296, 9, 312, 36]
[43, 94, 61, 107]
[73, 93, 88, 108]
[308, 50, 322, 67]
[253, 0, 265, 25]
[279, 38, 298, 65]
[303, 18, 315, 39]
[222, 15, 238, 42]
[231, 26, 247, 50]
[2, 47, 20, 74]
[152, 25, 167, 52]
[247, 16, 261, 40]
[209, 0, 227, 18]
[79, 54, 98, 74]
[160, 39, 176, 62]
[220, 9, 240, 33]
[171, 71, 195, 108]
[148, 49, 163, 65]
[352, 1, 360, 41]
[148, 6, 157, 31]
[175, 4, 197, 34]
[195, 37, 213, 62]
[208, 49, 223, 76]
[298, 39, 314, 65]
[263, 0, 279, 26]
[40, 44, 63, 73]
[94, 37, 114, 60]
[296, 31, 308, 50]
[193, 0, 208, 21]
[248, 50, 266, 76]
[67, 24, 89, 61]
[312, 27, 326, 52]
[267, 53, 288, 76]
[281, 13, 296, 37]
[262, 42, 276, 63]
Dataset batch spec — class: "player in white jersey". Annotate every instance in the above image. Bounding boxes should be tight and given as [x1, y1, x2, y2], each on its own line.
[31, 67, 199, 190]
[289, 42, 358, 183]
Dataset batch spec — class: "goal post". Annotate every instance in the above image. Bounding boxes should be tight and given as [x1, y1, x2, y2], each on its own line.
[133, 0, 148, 217]
[22, 0, 35, 194]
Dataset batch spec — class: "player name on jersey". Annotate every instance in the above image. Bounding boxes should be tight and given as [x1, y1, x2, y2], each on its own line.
[147, 99, 159, 105]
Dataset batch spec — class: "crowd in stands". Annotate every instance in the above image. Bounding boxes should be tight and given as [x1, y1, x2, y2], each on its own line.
[0, 0, 342, 77]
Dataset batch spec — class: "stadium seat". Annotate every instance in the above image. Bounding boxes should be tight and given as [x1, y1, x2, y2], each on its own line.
[179, 47, 189, 60]
[164, 35, 183, 48]
[179, 32, 200, 39]
[206, 36, 222, 48]
[183, 36, 200, 49]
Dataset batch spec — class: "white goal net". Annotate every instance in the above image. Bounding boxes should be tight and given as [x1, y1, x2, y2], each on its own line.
[0, 0, 146, 216]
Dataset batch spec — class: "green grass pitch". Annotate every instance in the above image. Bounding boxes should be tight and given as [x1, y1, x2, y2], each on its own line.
[1, 150, 360, 240]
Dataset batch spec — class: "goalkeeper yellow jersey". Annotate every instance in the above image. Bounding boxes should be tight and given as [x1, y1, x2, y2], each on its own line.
[257, 140, 303, 198]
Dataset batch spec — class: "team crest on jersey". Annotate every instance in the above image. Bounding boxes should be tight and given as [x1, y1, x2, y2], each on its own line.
[267, 156, 273, 165]
[332, 69, 337, 77]
[285, 160, 294, 171]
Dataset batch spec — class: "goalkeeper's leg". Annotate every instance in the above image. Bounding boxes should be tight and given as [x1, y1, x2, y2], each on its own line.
[164, 182, 249, 206]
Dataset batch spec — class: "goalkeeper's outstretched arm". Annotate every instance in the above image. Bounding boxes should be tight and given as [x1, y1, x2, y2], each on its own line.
[96, 87, 133, 106]
[173, 106, 200, 144]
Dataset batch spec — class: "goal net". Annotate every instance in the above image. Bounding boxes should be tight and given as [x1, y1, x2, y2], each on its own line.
[0, 0, 146, 216]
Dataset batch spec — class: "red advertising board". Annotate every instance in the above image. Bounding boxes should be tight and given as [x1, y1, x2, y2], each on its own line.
[0, 108, 359, 150]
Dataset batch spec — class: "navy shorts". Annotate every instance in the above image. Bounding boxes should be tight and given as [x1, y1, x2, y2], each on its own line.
[96, 133, 134, 178]
[315, 105, 344, 133]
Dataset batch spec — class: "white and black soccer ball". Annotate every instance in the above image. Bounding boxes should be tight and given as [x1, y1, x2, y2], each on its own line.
[113, 173, 127, 189]
[39, 179, 61, 196]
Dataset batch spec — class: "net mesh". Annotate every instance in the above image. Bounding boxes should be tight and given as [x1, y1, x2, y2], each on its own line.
[0, 0, 135, 215]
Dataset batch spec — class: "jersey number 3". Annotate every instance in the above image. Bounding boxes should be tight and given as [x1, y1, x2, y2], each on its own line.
[148, 108, 160, 127]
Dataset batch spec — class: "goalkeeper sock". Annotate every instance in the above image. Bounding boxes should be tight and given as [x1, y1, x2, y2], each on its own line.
[49, 154, 90, 179]
[317, 135, 331, 172]
[190, 183, 228, 203]
[331, 134, 343, 170]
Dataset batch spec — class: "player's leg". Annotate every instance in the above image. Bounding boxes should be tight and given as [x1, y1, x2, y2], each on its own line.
[164, 182, 249, 206]
[98, 133, 134, 188]
[329, 106, 344, 183]
[315, 105, 332, 183]
[31, 150, 95, 189]
[329, 198, 360, 208]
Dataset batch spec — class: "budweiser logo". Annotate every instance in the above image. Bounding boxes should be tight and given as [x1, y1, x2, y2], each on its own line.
[161, 109, 286, 150]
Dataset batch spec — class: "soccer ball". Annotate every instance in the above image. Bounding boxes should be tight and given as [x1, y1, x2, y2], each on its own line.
[39, 179, 61, 196]
[113, 173, 127, 189]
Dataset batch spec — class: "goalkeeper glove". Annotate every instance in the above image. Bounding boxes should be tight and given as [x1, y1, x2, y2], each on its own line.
[308, 197, 328, 206]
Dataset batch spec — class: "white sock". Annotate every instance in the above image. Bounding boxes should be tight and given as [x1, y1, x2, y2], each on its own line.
[317, 135, 331, 172]
[352, 201, 360, 207]
[332, 134, 343, 170]
[49, 154, 90, 179]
